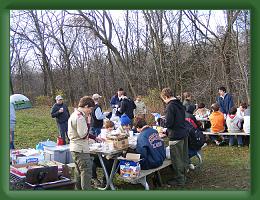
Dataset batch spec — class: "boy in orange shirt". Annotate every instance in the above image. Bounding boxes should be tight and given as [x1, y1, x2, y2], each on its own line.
[209, 103, 225, 146]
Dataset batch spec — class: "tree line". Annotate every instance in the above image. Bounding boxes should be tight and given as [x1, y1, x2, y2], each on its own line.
[10, 10, 250, 109]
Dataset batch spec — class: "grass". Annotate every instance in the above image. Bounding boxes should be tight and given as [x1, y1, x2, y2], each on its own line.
[15, 106, 59, 149]
[13, 106, 250, 190]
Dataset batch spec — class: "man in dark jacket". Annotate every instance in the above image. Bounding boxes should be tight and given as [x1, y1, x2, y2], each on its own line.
[216, 86, 234, 117]
[160, 87, 189, 186]
[116, 92, 136, 125]
[110, 88, 124, 108]
[51, 95, 70, 144]
[135, 117, 166, 170]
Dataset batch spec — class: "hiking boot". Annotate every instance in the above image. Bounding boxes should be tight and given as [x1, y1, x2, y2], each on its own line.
[100, 180, 107, 188]
[91, 178, 101, 187]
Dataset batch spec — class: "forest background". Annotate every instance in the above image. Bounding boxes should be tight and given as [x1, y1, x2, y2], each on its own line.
[10, 10, 250, 111]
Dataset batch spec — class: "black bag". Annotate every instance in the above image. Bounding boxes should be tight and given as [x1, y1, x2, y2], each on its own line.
[128, 98, 136, 110]
[184, 121, 206, 150]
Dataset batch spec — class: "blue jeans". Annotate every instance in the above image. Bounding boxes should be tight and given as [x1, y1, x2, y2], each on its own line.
[58, 121, 69, 145]
[90, 127, 101, 137]
[10, 130, 15, 150]
[229, 135, 243, 146]
[209, 135, 218, 141]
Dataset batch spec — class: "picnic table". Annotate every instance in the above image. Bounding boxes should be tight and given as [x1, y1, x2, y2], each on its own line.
[86, 132, 170, 190]
[88, 146, 128, 190]
[195, 116, 210, 130]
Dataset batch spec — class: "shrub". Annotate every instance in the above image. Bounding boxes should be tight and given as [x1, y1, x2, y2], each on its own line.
[35, 95, 53, 106]
[142, 88, 165, 125]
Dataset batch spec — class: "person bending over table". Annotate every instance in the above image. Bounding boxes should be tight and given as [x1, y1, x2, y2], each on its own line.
[134, 117, 166, 170]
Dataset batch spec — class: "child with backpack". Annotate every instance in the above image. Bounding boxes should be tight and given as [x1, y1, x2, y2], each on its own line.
[185, 105, 206, 169]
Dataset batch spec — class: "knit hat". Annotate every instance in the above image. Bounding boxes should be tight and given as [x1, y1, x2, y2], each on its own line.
[120, 114, 131, 126]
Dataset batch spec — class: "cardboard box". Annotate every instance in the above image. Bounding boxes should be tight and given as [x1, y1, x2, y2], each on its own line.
[10, 149, 44, 165]
[106, 137, 129, 150]
[10, 163, 43, 177]
[118, 153, 141, 178]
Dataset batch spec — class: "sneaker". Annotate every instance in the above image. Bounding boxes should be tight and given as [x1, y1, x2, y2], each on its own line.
[201, 143, 207, 148]
[189, 164, 195, 170]
[238, 145, 243, 148]
[215, 141, 221, 146]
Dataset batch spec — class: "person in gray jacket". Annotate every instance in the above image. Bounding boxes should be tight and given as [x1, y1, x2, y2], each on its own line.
[226, 107, 243, 147]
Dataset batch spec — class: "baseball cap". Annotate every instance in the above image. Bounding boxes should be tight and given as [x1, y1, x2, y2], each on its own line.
[92, 93, 102, 99]
[120, 114, 131, 126]
[55, 95, 63, 100]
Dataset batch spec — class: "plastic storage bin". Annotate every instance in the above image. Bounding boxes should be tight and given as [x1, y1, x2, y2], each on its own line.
[44, 145, 73, 164]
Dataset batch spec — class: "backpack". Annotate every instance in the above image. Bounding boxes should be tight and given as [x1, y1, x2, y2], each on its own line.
[184, 120, 206, 150]
[128, 98, 136, 110]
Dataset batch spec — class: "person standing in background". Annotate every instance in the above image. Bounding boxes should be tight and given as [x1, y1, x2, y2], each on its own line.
[10, 102, 16, 150]
[90, 93, 112, 137]
[51, 95, 70, 145]
[110, 88, 124, 108]
[134, 95, 147, 119]
[182, 92, 196, 112]
[68, 96, 95, 190]
[216, 86, 234, 118]
[116, 92, 136, 125]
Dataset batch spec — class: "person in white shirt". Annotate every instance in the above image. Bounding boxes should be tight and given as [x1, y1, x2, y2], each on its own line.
[236, 102, 248, 119]
[243, 106, 250, 134]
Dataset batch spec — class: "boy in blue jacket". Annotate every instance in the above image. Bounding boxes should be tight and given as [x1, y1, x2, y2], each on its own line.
[135, 117, 166, 170]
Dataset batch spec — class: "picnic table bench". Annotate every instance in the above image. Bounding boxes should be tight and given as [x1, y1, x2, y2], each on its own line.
[119, 159, 172, 190]
[203, 132, 250, 136]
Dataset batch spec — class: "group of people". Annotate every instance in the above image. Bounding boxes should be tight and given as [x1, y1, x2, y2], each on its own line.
[9, 85, 250, 190]
[67, 95, 166, 190]
[180, 87, 250, 147]
[49, 88, 155, 190]
[209, 87, 250, 147]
